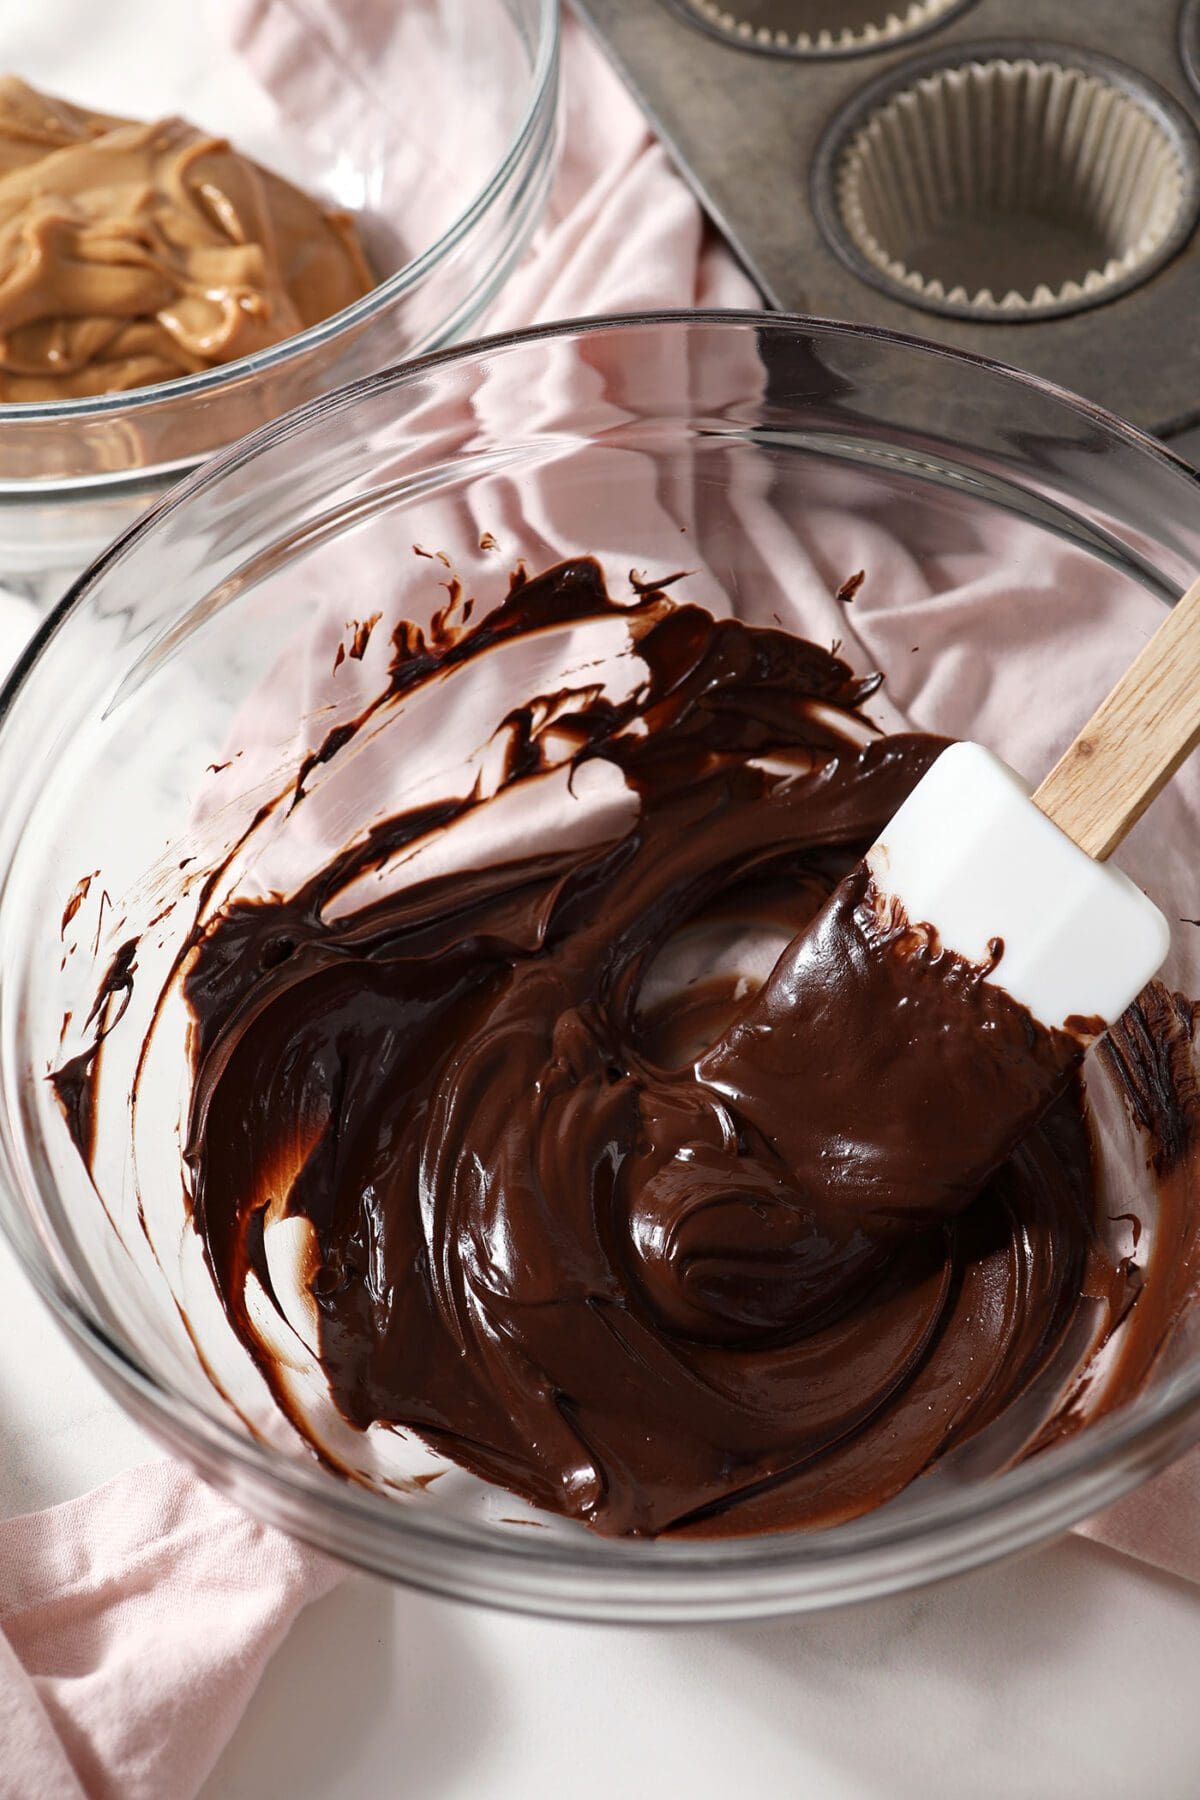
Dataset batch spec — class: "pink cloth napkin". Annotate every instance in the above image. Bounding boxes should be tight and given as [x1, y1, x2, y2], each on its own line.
[1078, 1449, 1200, 1583]
[0, 1464, 340, 1799]
[2, 4, 1199, 1795]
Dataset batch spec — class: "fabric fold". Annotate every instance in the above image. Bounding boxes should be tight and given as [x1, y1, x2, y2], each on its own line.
[0, 1462, 339, 1799]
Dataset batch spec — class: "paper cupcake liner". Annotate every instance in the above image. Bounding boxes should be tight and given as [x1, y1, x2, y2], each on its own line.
[676, 0, 971, 57]
[825, 54, 1200, 319]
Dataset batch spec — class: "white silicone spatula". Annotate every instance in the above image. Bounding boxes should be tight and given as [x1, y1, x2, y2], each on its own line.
[867, 574, 1200, 1034]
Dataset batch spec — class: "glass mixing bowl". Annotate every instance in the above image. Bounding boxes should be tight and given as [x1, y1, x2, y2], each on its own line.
[0, 0, 558, 600]
[3, 313, 1200, 1623]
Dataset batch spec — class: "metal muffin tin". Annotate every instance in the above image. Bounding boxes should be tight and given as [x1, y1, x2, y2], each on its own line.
[575, 0, 1200, 434]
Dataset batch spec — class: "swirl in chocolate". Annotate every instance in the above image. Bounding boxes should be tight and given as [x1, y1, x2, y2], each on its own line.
[125, 555, 1182, 1541]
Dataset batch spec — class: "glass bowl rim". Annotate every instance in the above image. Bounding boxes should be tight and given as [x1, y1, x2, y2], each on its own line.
[0, 0, 559, 428]
[5, 306, 1200, 1613]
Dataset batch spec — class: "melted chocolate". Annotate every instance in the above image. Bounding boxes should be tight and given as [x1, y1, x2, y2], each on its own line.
[53, 559, 1200, 1536]
[137, 556, 1158, 1539]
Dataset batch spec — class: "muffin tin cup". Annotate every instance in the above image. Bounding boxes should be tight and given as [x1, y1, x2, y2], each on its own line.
[813, 43, 1200, 322]
[671, 0, 975, 58]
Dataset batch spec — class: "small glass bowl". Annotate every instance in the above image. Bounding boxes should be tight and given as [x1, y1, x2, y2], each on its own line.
[3, 314, 1200, 1622]
[0, 0, 559, 600]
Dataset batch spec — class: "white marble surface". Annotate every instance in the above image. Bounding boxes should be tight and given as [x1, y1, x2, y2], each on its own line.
[4, 1223, 1200, 1800]
[205, 1539, 1200, 1800]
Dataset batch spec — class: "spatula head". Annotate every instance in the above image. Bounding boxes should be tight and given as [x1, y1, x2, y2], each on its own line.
[866, 740, 1171, 1030]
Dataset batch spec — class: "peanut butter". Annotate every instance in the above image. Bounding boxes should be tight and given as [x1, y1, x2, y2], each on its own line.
[0, 76, 374, 401]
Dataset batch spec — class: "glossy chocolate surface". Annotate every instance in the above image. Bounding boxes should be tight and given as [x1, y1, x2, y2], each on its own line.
[57, 560, 1200, 1535]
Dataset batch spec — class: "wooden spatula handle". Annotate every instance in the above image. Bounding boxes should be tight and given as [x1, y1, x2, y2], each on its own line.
[1033, 573, 1200, 860]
